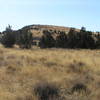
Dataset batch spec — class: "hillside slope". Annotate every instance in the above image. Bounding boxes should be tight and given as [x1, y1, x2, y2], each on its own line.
[21, 24, 79, 37]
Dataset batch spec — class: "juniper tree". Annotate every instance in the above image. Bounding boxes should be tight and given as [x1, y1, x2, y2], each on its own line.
[67, 28, 79, 48]
[56, 31, 68, 48]
[40, 30, 55, 48]
[18, 29, 33, 49]
[79, 27, 96, 49]
[1, 25, 16, 48]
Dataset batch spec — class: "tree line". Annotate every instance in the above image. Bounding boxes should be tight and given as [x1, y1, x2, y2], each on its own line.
[0, 25, 33, 49]
[40, 27, 100, 49]
[0, 25, 100, 49]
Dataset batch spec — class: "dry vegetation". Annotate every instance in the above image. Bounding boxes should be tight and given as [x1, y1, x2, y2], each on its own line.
[22, 25, 80, 37]
[0, 45, 100, 100]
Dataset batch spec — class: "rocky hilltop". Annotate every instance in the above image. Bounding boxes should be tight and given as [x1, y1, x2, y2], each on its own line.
[21, 24, 79, 37]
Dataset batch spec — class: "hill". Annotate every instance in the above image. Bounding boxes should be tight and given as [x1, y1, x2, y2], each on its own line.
[21, 24, 80, 37]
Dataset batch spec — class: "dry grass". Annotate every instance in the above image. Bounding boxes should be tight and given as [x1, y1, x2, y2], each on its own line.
[0, 45, 100, 100]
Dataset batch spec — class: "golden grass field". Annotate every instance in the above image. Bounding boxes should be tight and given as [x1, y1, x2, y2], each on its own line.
[0, 45, 100, 100]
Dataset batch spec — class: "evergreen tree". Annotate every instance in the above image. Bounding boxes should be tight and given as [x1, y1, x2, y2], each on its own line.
[1, 25, 16, 48]
[79, 27, 96, 49]
[67, 28, 79, 48]
[18, 29, 33, 49]
[56, 31, 68, 48]
[40, 30, 55, 48]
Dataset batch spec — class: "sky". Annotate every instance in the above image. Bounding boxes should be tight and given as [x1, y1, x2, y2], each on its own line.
[0, 0, 100, 32]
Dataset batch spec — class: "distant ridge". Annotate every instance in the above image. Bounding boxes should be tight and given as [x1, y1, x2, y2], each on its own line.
[22, 24, 72, 31]
[20, 24, 80, 37]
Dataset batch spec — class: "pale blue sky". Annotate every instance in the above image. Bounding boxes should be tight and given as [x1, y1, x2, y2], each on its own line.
[0, 0, 100, 32]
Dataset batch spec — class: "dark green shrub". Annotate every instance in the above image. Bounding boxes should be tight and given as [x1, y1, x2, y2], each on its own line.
[66, 27, 97, 49]
[17, 29, 33, 49]
[40, 30, 55, 48]
[78, 29, 96, 49]
[71, 83, 88, 94]
[96, 33, 100, 48]
[56, 31, 68, 48]
[80, 26, 86, 32]
[67, 28, 79, 48]
[39, 27, 100, 49]
[1, 25, 16, 48]
[34, 82, 59, 100]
